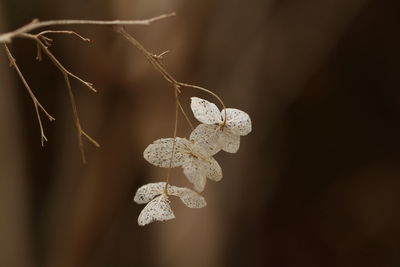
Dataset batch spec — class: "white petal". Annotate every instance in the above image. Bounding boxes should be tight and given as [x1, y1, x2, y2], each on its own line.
[221, 108, 252, 136]
[190, 124, 222, 156]
[191, 97, 222, 124]
[134, 182, 166, 204]
[168, 186, 207, 209]
[143, 138, 190, 168]
[137, 195, 175, 226]
[201, 157, 223, 182]
[183, 160, 207, 192]
[219, 128, 240, 153]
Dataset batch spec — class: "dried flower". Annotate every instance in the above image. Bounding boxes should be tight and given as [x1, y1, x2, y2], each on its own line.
[143, 138, 222, 192]
[190, 97, 252, 154]
[134, 182, 206, 225]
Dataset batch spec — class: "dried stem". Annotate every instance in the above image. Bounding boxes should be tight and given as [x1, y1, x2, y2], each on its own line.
[0, 13, 176, 163]
[177, 99, 194, 130]
[116, 27, 227, 125]
[164, 87, 180, 193]
[0, 13, 176, 43]
[65, 79, 99, 164]
[177, 82, 227, 126]
[3, 43, 55, 146]
[36, 30, 91, 42]
[22, 33, 97, 92]
[22, 33, 100, 162]
[115, 27, 180, 91]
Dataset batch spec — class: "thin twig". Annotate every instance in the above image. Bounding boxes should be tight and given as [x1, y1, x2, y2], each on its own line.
[65, 78, 87, 163]
[3, 43, 55, 146]
[1, 12, 175, 163]
[116, 27, 227, 124]
[115, 26, 180, 91]
[0, 13, 176, 43]
[177, 82, 227, 125]
[21, 33, 97, 92]
[164, 86, 180, 194]
[24, 33, 99, 162]
[177, 99, 194, 130]
[36, 30, 91, 42]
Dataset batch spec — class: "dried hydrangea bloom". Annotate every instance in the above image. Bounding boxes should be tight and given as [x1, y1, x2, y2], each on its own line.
[190, 97, 252, 154]
[143, 138, 222, 192]
[135, 182, 207, 226]
[137, 194, 175, 226]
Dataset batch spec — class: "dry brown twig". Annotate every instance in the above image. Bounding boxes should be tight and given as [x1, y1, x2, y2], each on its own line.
[0, 13, 175, 163]
[3, 43, 55, 146]
[115, 27, 227, 130]
[1, 12, 226, 165]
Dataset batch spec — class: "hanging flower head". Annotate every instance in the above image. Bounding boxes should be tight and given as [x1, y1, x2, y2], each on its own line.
[134, 182, 207, 226]
[190, 97, 252, 154]
[143, 138, 222, 192]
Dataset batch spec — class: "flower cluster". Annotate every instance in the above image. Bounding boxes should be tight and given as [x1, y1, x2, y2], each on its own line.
[134, 97, 252, 226]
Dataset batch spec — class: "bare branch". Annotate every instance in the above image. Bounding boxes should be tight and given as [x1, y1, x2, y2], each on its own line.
[0, 13, 178, 162]
[3, 43, 55, 146]
[115, 26, 180, 91]
[65, 78, 87, 163]
[36, 30, 91, 42]
[0, 13, 176, 43]
[82, 130, 100, 148]
[22, 33, 97, 92]
[116, 27, 227, 123]
[21, 33, 99, 162]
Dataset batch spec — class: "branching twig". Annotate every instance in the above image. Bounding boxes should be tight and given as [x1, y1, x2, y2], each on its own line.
[115, 27, 227, 125]
[22, 33, 96, 92]
[0, 13, 176, 43]
[36, 30, 91, 42]
[21, 33, 100, 163]
[1, 13, 206, 163]
[3, 43, 55, 146]
[0, 13, 175, 162]
[65, 77, 99, 164]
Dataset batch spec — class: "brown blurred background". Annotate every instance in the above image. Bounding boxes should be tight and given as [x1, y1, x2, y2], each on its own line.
[1, 0, 400, 266]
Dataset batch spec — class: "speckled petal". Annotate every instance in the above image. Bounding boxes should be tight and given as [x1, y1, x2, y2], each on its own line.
[191, 97, 222, 124]
[190, 124, 221, 155]
[134, 182, 165, 204]
[137, 194, 175, 226]
[221, 108, 252, 136]
[168, 186, 207, 208]
[219, 128, 240, 153]
[202, 157, 223, 182]
[143, 138, 190, 168]
[182, 160, 207, 192]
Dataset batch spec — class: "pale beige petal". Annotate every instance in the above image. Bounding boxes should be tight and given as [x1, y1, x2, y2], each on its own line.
[137, 195, 175, 226]
[182, 160, 207, 193]
[134, 182, 165, 204]
[191, 97, 222, 124]
[219, 128, 240, 153]
[168, 186, 207, 208]
[143, 137, 190, 168]
[190, 124, 221, 156]
[201, 157, 223, 182]
[221, 108, 252, 136]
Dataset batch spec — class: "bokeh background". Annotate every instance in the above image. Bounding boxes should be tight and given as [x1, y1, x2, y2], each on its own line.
[1, 0, 400, 266]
